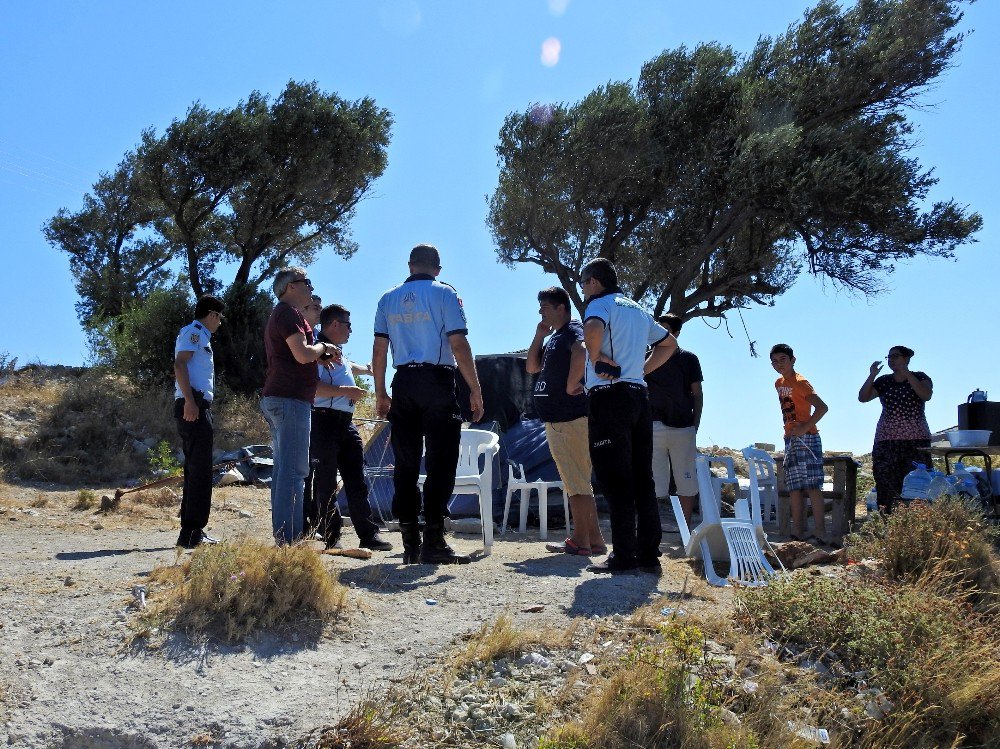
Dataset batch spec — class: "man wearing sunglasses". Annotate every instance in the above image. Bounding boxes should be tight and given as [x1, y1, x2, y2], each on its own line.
[261, 268, 340, 544]
[173, 294, 226, 549]
[308, 304, 391, 552]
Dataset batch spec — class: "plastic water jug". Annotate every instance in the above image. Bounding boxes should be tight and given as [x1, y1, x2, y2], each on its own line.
[925, 472, 954, 502]
[865, 489, 878, 512]
[900, 463, 932, 501]
[952, 462, 980, 497]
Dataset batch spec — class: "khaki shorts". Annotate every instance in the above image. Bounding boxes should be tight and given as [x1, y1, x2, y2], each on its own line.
[651, 422, 699, 497]
[544, 417, 594, 497]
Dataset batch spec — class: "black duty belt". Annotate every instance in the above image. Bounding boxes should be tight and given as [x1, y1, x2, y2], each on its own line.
[589, 381, 646, 393]
[312, 407, 354, 420]
[399, 363, 455, 371]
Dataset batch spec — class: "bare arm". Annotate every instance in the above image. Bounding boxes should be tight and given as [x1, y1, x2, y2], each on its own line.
[643, 334, 677, 375]
[905, 371, 933, 401]
[316, 382, 367, 400]
[566, 340, 586, 396]
[525, 322, 551, 375]
[583, 319, 609, 369]
[450, 333, 485, 422]
[350, 362, 373, 376]
[790, 393, 829, 436]
[373, 337, 391, 418]
[285, 332, 332, 365]
[691, 381, 703, 430]
[173, 350, 199, 422]
[859, 361, 882, 402]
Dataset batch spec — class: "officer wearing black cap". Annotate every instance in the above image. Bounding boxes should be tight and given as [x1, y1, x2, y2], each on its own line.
[173, 294, 225, 549]
[580, 258, 677, 574]
[372, 244, 485, 564]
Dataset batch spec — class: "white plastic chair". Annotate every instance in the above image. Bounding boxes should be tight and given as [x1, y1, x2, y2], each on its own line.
[741, 446, 779, 529]
[418, 428, 500, 555]
[500, 462, 568, 541]
[701, 519, 778, 587]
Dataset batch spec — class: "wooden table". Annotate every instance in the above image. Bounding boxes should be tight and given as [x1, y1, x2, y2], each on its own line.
[773, 454, 860, 543]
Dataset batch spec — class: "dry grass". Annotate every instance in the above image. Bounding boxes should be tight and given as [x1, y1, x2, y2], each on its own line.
[301, 692, 406, 749]
[128, 486, 180, 508]
[140, 538, 347, 643]
[213, 389, 270, 451]
[735, 571, 1000, 748]
[71, 488, 97, 510]
[538, 613, 808, 749]
[446, 615, 575, 684]
[848, 497, 1000, 609]
[28, 493, 48, 508]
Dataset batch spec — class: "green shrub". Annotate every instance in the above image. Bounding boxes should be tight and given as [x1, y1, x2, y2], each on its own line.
[735, 574, 1000, 747]
[848, 497, 1000, 606]
[147, 439, 181, 477]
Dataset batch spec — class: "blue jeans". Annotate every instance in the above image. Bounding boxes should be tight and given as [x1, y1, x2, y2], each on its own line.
[260, 396, 312, 544]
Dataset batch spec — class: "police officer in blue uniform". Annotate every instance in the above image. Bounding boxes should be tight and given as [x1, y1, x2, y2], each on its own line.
[372, 244, 485, 564]
[173, 294, 226, 549]
[580, 259, 677, 573]
[308, 303, 392, 551]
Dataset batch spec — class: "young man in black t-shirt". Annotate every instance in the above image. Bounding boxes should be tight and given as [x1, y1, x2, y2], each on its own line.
[526, 287, 607, 556]
[644, 314, 703, 526]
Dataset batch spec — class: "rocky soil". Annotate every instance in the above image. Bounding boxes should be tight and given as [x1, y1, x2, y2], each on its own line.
[0, 482, 736, 749]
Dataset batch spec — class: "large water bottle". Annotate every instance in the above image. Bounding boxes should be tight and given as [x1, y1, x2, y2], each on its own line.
[925, 472, 953, 502]
[865, 489, 878, 513]
[901, 463, 932, 502]
[953, 462, 981, 498]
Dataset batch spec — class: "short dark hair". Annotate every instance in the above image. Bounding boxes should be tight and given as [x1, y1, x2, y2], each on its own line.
[890, 345, 915, 358]
[581, 258, 618, 291]
[194, 295, 225, 319]
[319, 303, 350, 328]
[769, 343, 794, 359]
[537, 286, 571, 311]
[657, 313, 683, 336]
[409, 243, 441, 270]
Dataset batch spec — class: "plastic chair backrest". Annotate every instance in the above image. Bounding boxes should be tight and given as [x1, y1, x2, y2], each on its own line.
[694, 455, 723, 524]
[456, 429, 500, 479]
[720, 519, 776, 587]
[742, 446, 779, 527]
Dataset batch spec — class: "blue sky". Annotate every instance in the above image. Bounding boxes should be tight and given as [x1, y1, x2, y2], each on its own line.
[1, 0, 996, 454]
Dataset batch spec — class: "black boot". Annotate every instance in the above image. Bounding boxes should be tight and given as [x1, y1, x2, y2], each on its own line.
[419, 523, 472, 565]
[399, 522, 422, 564]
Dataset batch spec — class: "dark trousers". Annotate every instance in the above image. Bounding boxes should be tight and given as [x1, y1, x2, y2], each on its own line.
[305, 409, 380, 543]
[174, 393, 213, 542]
[588, 383, 661, 564]
[872, 438, 930, 512]
[388, 367, 463, 524]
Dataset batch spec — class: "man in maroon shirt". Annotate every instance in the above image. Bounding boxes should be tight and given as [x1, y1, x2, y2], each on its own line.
[260, 267, 339, 544]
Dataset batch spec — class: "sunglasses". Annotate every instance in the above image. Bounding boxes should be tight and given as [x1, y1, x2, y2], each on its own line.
[290, 278, 312, 287]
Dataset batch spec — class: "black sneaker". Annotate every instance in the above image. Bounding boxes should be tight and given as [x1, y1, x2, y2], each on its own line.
[359, 534, 393, 552]
[177, 531, 219, 549]
[199, 533, 220, 545]
[587, 554, 637, 574]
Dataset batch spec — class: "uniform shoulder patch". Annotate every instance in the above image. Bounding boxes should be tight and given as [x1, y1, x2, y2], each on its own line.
[189, 333, 200, 345]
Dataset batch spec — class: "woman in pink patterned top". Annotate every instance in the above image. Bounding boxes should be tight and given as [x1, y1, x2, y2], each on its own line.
[859, 345, 933, 513]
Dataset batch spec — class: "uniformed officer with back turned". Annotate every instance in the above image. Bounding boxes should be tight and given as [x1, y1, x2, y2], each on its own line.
[372, 244, 485, 565]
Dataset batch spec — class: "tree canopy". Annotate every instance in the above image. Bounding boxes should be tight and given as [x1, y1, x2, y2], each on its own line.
[488, 0, 982, 319]
[46, 81, 392, 390]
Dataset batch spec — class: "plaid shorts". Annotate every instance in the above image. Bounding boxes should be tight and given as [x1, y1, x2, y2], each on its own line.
[783, 433, 824, 491]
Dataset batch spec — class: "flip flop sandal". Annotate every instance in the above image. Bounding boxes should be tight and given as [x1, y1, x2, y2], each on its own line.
[544, 538, 593, 556]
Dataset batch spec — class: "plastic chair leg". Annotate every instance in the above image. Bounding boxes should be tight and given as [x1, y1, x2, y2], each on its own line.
[519, 487, 530, 533]
[479, 489, 493, 556]
[501, 488, 515, 534]
[537, 482, 549, 541]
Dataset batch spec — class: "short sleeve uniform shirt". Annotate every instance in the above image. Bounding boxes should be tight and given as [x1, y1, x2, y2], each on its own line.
[582, 291, 669, 391]
[373, 274, 468, 367]
[174, 320, 215, 401]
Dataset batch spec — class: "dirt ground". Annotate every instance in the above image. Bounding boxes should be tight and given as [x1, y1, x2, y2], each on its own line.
[0, 482, 732, 749]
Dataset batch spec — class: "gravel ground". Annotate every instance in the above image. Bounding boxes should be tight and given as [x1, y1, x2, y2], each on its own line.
[0, 483, 732, 748]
